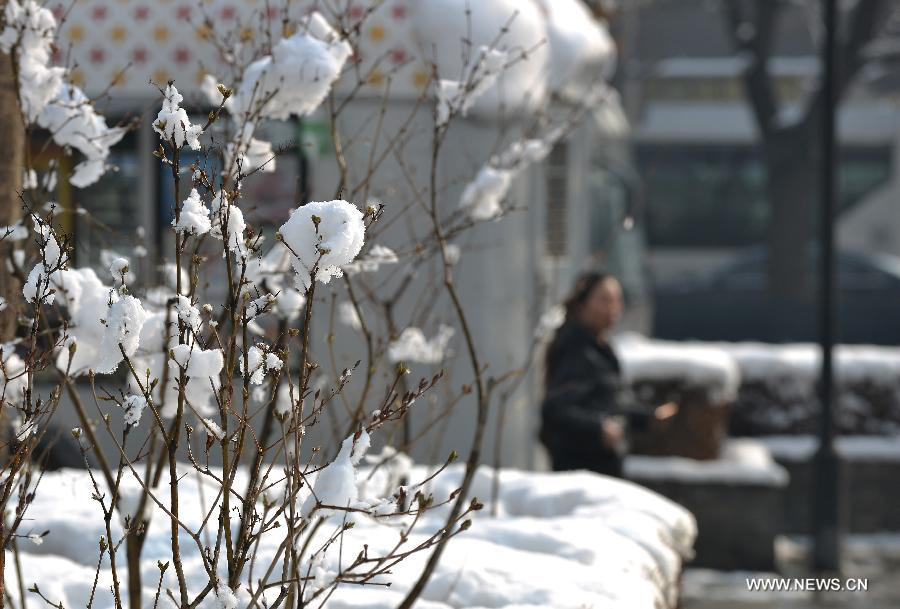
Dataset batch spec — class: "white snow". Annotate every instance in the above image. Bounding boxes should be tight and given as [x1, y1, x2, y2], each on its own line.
[223, 13, 350, 122]
[154, 84, 203, 150]
[435, 47, 507, 127]
[756, 435, 900, 462]
[342, 244, 398, 275]
[536, 0, 616, 99]
[412, 0, 550, 118]
[279, 200, 366, 290]
[459, 167, 512, 221]
[175, 295, 203, 334]
[625, 439, 789, 486]
[94, 295, 148, 375]
[338, 301, 362, 330]
[173, 189, 211, 236]
[122, 394, 147, 428]
[8, 463, 695, 609]
[240, 345, 281, 385]
[0, 344, 26, 405]
[302, 430, 371, 518]
[614, 333, 741, 403]
[388, 325, 455, 364]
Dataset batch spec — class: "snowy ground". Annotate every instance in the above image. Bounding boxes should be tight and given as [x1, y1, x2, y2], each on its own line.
[4, 465, 695, 609]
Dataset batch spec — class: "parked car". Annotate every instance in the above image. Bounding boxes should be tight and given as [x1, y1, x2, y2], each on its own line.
[653, 248, 900, 344]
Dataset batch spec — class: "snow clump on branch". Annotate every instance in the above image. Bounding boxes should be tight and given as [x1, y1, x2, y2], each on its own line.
[0, 1, 125, 187]
[154, 84, 203, 150]
[388, 325, 455, 364]
[435, 46, 507, 127]
[278, 200, 366, 291]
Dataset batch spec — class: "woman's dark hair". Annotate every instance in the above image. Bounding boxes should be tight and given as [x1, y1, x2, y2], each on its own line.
[545, 271, 610, 384]
[562, 271, 609, 322]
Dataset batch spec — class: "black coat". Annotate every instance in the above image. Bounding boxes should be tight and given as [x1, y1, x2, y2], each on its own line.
[540, 320, 650, 476]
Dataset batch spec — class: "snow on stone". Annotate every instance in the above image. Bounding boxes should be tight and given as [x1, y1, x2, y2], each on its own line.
[613, 333, 741, 403]
[279, 200, 366, 290]
[756, 435, 900, 463]
[154, 84, 203, 150]
[625, 438, 789, 486]
[387, 325, 454, 364]
[173, 189, 211, 235]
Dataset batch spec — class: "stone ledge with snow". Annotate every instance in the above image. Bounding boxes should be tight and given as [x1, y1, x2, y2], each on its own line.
[5, 465, 696, 609]
[625, 439, 787, 571]
[755, 435, 900, 535]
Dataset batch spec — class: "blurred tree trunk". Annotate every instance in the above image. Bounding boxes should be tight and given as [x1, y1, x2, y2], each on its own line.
[0, 1, 21, 602]
[0, 24, 23, 343]
[723, 0, 892, 301]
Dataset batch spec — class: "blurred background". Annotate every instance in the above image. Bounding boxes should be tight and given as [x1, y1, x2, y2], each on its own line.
[24, 0, 900, 605]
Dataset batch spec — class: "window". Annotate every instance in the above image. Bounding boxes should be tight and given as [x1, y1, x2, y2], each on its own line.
[636, 143, 892, 247]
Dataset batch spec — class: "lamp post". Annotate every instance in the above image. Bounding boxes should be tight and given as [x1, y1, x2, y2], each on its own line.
[813, 0, 843, 573]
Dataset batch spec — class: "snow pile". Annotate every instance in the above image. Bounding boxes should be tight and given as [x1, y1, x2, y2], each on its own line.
[8, 463, 695, 609]
[614, 334, 741, 403]
[0, 0, 124, 187]
[388, 325, 455, 364]
[278, 200, 366, 290]
[625, 438, 789, 486]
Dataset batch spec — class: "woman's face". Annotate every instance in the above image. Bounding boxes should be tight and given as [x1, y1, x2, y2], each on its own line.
[580, 277, 623, 334]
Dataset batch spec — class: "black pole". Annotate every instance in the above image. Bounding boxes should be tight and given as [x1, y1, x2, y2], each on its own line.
[813, 0, 842, 573]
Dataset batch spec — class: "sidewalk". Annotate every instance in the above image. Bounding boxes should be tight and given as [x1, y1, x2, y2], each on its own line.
[682, 534, 900, 608]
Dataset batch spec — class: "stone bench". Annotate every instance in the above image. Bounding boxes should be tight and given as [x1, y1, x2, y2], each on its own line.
[625, 439, 788, 571]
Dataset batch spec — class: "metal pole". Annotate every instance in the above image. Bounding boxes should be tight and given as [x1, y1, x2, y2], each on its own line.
[813, 0, 842, 573]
